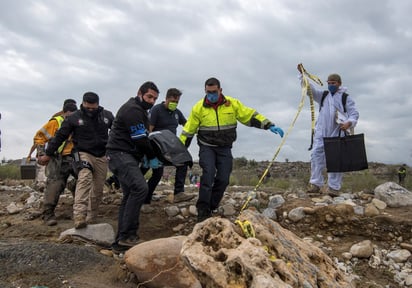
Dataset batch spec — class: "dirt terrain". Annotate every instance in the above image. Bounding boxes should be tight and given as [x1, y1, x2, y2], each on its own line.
[0, 178, 411, 287]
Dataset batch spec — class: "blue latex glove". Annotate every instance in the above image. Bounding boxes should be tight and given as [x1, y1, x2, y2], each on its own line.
[269, 125, 284, 138]
[141, 155, 149, 168]
[149, 157, 163, 169]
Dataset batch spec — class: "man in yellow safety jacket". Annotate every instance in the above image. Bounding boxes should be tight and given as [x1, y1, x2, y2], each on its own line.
[398, 164, 407, 186]
[27, 99, 77, 191]
[35, 101, 78, 225]
[180, 77, 284, 222]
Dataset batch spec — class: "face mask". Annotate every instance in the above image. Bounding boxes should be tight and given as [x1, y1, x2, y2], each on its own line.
[140, 99, 154, 110]
[206, 92, 219, 103]
[81, 106, 99, 118]
[328, 84, 338, 94]
[86, 110, 98, 118]
[168, 102, 178, 111]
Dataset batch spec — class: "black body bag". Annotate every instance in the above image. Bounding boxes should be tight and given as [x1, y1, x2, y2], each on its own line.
[148, 130, 193, 167]
[323, 132, 368, 172]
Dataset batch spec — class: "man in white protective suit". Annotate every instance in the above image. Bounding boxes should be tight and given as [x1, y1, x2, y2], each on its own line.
[297, 65, 359, 197]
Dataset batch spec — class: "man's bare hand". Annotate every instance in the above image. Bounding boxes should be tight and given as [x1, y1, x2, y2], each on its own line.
[340, 122, 351, 131]
[37, 155, 50, 166]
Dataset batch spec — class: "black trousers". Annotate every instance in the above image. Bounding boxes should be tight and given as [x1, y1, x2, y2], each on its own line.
[197, 144, 233, 212]
[107, 151, 147, 243]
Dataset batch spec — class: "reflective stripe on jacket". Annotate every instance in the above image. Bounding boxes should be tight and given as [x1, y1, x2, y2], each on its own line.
[34, 116, 73, 155]
[181, 95, 272, 147]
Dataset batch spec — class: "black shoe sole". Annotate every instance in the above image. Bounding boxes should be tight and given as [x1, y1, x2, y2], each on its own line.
[111, 245, 130, 254]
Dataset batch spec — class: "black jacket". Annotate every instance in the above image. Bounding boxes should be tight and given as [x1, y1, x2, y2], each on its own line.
[106, 97, 156, 159]
[46, 107, 114, 157]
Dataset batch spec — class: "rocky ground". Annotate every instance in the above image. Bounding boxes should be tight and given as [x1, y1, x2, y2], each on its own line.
[0, 163, 411, 288]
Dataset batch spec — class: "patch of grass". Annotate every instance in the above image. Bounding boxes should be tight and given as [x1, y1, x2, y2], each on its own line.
[0, 164, 21, 180]
[230, 170, 258, 186]
[255, 178, 293, 191]
[268, 179, 290, 190]
[342, 171, 383, 192]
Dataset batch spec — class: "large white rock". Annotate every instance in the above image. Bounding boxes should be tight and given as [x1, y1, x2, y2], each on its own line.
[387, 249, 411, 263]
[6, 202, 23, 214]
[350, 240, 374, 258]
[374, 182, 412, 207]
[125, 236, 201, 288]
[181, 210, 352, 288]
[59, 223, 115, 247]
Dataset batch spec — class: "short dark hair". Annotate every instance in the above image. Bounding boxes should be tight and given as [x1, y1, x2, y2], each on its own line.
[138, 81, 159, 96]
[205, 77, 221, 88]
[63, 99, 77, 106]
[83, 92, 99, 104]
[166, 88, 182, 99]
[63, 102, 78, 113]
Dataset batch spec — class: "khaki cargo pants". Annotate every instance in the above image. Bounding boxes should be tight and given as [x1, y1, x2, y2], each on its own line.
[73, 152, 107, 222]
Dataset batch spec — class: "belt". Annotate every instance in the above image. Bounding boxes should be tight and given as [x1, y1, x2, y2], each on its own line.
[62, 155, 74, 160]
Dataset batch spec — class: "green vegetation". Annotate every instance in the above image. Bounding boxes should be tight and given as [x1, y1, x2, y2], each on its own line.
[1, 157, 411, 192]
[0, 164, 21, 179]
[341, 170, 384, 192]
[229, 158, 412, 192]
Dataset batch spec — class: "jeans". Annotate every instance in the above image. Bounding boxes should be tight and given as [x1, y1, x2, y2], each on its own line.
[197, 144, 233, 212]
[107, 151, 147, 243]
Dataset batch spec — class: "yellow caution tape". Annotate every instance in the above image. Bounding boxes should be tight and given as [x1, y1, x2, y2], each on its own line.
[298, 64, 323, 150]
[238, 64, 323, 213]
[239, 191, 256, 213]
[235, 219, 255, 238]
[263, 245, 277, 262]
[234, 62, 325, 260]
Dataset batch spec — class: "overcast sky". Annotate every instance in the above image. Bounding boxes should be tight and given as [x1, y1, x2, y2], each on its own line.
[1, 0, 411, 166]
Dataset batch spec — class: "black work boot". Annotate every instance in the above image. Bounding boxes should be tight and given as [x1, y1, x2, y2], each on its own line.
[197, 208, 211, 223]
[42, 212, 57, 226]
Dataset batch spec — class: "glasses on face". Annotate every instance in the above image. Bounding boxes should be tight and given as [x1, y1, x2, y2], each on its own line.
[206, 90, 219, 94]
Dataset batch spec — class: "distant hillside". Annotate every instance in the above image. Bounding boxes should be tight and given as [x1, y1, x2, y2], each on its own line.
[2, 158, 409, 187]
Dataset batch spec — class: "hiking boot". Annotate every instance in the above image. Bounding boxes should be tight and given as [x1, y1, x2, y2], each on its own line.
[74, 216, 87, 229]
[327, 187, 340, 197]
[211, 207, 223, 216]
[118, 236, 144, 247]
[197, 208, 211, 223]
[43, 214, 57, 226]
[111, 243, 130, 254]
[173, 192, 195, 203]
[307, 184, 321, 195]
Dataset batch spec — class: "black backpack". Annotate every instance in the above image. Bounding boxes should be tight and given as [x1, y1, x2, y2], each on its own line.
[320, 91, 348, 113]
[148, 129, 193, 167]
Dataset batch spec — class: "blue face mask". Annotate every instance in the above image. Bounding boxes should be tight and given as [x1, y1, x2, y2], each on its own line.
[328, 84, 339, 94]
[206, 92, 219, 103]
